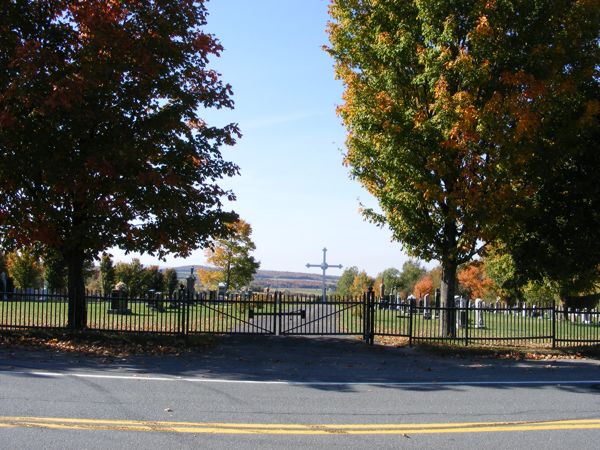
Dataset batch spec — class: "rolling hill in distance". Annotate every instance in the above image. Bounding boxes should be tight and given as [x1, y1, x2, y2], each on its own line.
[172, 266, 340, 291]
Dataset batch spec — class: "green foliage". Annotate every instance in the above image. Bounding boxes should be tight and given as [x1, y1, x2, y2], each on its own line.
[336, 266, 359, 296]
[163, 268, 179, 297]
[351, 270, 374, 297]
[43, 251, 67, 292]
[504, 128, 600, 295]
[377, 267, 401, 292]
[521, 280, 560, 307]
[398, 260, 426, 294]
[202, 220, 260, 292]
[7, 249, 43, 290]
[483, 246, 521, 302]
[145, 266, 165, 293]
[99, 253, 115, 297]
[115, 259, 150, 299]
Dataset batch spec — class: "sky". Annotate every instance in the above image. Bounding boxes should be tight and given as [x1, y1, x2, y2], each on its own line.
[112, 0, 420, 277]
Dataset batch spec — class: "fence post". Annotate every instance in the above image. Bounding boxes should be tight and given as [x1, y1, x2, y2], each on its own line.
[363, 287, 375, 345]
[178, 286, 187, 337]
[551, 301, 556, 349]
[362, 292, 368, 343]
[465, 304, 469, 346]
[185, 289, 191, 336]
[276, 291, 281, 336]
[369, 287, 376, 345]
[408, 299, 413, 347]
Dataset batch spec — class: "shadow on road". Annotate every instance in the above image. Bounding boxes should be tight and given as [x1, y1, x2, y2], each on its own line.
[1, 334, 599, 394]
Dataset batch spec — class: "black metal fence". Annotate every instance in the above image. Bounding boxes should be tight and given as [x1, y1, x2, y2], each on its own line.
[1, 289, 599, 348]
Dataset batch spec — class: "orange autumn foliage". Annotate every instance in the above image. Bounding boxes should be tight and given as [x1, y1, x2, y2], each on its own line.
[458, 263, 493, 299]
[413, 275, 433, 299]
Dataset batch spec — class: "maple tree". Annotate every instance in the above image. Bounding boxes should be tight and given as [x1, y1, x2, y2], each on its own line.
[457, 262, 491, 299]
[197, 219, 259, 292]
[413, 275, 433, 300]
[0, 1, 239, 328]
[327, 0, 599, 335]
[350, 270, 373, 297]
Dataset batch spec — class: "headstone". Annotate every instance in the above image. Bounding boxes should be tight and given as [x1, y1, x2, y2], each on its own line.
[109, 288, 131, 314]
[456, 296, 467, 328]
[407, 294, 416, 315]
[25, 287, 35, 301]
[423, 293, 431, 319]
[475, 298, 485, 328]
[494, 298, 501, 314]
[582, 308, 591, 325]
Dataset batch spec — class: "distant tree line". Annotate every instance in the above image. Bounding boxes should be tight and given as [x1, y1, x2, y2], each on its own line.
[0, 250, 181, 299]
[337, 252, 563, 307]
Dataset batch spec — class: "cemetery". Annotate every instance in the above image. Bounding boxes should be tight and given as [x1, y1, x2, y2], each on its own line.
[1, 285, 598, 349]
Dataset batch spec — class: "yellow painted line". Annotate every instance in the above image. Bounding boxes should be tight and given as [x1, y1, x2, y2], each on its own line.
[0, 417, 599, 435]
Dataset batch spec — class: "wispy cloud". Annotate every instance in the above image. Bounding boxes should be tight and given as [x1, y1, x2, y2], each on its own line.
[242, 110, 328, 131]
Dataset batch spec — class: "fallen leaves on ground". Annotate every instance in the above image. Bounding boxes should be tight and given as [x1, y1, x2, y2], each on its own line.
[0, 331, 214, 358]
[374, 336, 593, 360]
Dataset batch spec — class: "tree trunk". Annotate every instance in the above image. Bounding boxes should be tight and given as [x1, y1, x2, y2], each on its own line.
[225, 263, 231, 293]
[66, 251, 87, 330]
[440, 260, 457, 337]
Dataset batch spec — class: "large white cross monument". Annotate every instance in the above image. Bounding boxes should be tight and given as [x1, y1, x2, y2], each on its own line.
[306, 248, 342, 302]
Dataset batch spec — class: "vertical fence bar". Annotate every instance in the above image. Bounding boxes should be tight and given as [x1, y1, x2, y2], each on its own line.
[362, 292, 368, 342]
[408, 301, 413, 347]
[465, 305, 469, 346]
[276, 292, 281, 336]
[369, 288, 375, 345]
[551, 301, 556, 348]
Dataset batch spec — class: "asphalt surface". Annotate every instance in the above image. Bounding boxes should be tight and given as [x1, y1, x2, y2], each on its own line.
[1, 335, 600, 449]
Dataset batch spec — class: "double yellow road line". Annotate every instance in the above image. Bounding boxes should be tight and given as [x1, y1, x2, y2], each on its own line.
[1, 417, 600, 435]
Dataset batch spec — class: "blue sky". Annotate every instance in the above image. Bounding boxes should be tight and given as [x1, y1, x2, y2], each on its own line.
[112, 0, 417, 277]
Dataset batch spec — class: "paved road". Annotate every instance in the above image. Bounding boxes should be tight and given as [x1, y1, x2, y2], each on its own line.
[1, 335, 599, 449]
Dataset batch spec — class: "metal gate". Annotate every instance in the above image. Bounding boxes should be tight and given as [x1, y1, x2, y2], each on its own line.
[277, 296, 365, 336]
[187, 292, 368, 337]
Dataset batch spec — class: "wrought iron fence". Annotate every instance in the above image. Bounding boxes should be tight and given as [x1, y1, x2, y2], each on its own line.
[1, 289, 599, 348]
